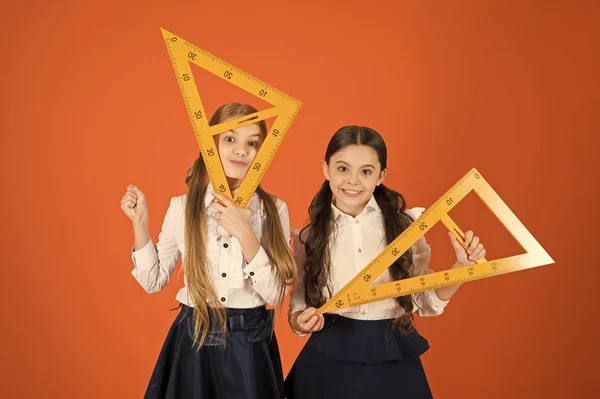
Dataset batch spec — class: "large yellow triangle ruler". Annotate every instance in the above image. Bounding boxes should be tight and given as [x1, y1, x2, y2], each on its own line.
[319, 168, 554, 313]
[161, 28, 302, 207]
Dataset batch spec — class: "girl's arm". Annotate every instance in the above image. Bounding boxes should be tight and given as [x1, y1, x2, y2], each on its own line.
[286, 229, 324, 335]
[130, 196, 182, 294]
[409, 223, 486, 314]
[402, 207, 450, 316]
[434, 265, 463, 301]
[435, 230, 486, 300]
[411, 236, 451, 317]
[240, 199, 292, 306]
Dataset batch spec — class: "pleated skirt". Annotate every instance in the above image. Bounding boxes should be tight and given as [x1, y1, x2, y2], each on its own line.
[285, 314, 434, 399]
[144, 304, 284, 399]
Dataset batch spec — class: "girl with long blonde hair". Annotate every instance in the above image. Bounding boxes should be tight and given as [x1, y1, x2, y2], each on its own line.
[121, 103, 295, 399]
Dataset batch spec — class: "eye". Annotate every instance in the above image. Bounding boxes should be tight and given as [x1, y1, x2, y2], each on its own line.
[248, 140, 259, 147]
[338, 166, 348, 172]
[224, 136, 234, 143]
[362, 169, 372, 175]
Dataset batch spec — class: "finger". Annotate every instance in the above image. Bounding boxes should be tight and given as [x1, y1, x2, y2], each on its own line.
[212, 202, 227, 212]
[123, 192, 137, 202]
[464, 230, 474, 246]
[298, 308, 317, 323]
[471, 249, 486, 261]
[471, 244, 483, 259]
[448, 232, 465, 251]
[303, 316, 319, 331]
[313, 314, 325, 331]
[129, 186, 145, 199]
[468, 236, 480, 254]
[212, 192, 233, 207]
[121, 197, 136, 208]
[297, 308, 317, 323]
[470, 244, 485, 260]
[478, 249, 487, 260]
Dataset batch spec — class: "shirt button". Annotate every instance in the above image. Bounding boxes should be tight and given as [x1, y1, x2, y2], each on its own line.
[221, 273, 227, 277]
[220, 297, 226, 302]
[360, 311, 367, 316]
[223, 243, 228, 248]
[249, 271, 255, 276]
[358, 248, 363, 253]
[355, 219, 360, 224]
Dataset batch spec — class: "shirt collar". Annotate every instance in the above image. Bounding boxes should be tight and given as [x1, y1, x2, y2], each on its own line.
[331, 194, 381, 220]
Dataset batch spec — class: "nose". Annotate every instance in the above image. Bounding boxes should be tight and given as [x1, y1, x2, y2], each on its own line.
[234, 144, 248, 157]
[347, 172, 360, 185]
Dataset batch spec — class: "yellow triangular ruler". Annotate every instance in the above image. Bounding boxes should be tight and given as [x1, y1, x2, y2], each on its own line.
[319, 168, 554, 313]
[161, 28, 301, 207]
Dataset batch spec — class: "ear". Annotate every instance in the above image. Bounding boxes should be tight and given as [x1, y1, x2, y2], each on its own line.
[322, 161, 330, 181]
[377, 168, 387, 186]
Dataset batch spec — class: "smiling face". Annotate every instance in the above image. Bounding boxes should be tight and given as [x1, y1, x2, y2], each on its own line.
[323, 144, 386, 217]
[215, 123, 263, 189]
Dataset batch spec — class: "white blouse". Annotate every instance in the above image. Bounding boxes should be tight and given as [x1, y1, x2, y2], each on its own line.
[131, 185, 291, 308]
[289, 195, 449, 334]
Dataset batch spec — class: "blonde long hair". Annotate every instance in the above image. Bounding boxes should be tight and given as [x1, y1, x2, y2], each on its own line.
[183, 103, 295, 348]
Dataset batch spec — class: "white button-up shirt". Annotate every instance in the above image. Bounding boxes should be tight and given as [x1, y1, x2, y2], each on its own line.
[131, 186, 290, 308]
[289, 195, 449, 333]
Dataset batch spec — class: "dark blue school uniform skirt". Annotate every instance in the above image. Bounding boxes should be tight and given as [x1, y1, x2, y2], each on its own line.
[143, 304, 284, 399]
[285, 314, 433, 399]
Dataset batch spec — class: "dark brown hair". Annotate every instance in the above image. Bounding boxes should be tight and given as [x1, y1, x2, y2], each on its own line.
[300, 125, 416, 331]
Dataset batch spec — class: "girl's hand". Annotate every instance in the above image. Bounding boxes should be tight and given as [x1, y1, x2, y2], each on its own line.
[121, 185, 148, 225]
[291, 307, 325, 334]
[448, 230, 486, 267]
[211, 192, 253, 240]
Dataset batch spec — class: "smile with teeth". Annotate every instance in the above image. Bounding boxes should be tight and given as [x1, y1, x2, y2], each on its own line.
[341, 188, 362, 197]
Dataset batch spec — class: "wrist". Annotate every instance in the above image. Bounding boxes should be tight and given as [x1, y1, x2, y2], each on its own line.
[133, 217, 148, 231]
[236, 225, 256, 243]
[452, 261, 470, 269]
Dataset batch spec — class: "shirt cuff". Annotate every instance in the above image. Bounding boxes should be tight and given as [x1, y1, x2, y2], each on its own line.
[131, 239, 157, 269]
[291, 328, 308, 337]
[428, 289, 450, 309]
[243, 246, 270, 280]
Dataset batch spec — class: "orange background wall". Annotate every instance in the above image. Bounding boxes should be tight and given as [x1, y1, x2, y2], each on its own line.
[1, 1, 598, 398]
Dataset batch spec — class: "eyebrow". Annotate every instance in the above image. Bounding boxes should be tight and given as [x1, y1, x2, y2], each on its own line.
[335, 160, 376, 168]
[228, 129, 262, 138]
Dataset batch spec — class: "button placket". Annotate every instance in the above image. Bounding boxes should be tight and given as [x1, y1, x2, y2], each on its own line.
[354, 215, 366, 319]
[353, 215, 365, 263]
[224, 235, 244, 289]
